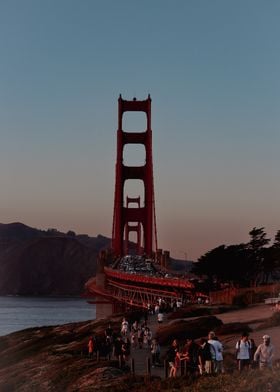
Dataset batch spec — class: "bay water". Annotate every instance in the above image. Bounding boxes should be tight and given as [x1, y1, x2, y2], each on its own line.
[0, 296, 96, 336]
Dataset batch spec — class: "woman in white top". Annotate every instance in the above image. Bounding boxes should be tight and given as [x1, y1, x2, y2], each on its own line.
[235, 332, 251, 371]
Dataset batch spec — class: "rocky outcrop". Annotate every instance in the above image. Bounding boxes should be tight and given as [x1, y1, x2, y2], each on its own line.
[156, 316, 223, 345]
[0, 314, 138, 392]
[1, 305, 279, 392]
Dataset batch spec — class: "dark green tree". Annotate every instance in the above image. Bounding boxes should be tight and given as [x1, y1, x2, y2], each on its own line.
[192, 227, 280, 289]
[246, 227, 270, 285]
[273, 230, 280, 248]
[192, 244, 249, 287]
[264, 230, 280, 281]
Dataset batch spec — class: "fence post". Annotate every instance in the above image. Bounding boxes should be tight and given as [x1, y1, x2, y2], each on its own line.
[130, 358, 135, 375]
[181, 359, 185, 376]
[146, 357, 151, 376]
[184, 359, 188, 375]
[118, 356, 122, 368]
[164, 359, 169, 378]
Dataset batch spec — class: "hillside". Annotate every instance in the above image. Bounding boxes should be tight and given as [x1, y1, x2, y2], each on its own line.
[0, 223, 111, 295]
[0, 304, 280, 391]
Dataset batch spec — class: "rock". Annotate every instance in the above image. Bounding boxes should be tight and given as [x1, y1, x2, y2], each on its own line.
[156, 315, 223, 345]
[216, 322, 251, 335]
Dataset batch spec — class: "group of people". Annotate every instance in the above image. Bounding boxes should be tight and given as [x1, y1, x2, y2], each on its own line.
[166, 330, 275, 378]
[166, 331, 224, 378]
[236, 332, 274, 371]
[87, 316, 160, 368]
[87, 314, 275, 376]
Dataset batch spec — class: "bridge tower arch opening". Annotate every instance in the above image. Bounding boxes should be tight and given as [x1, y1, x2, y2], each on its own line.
[112, 95, 158, 258]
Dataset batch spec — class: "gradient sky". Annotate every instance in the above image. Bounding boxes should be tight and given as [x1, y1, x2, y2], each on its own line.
[1, 0, 280, 260]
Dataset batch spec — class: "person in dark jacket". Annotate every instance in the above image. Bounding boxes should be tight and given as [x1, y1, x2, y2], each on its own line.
[181, 338, 199, 374]
[166, 339, 179, 377]
[198, 338, 214, 375]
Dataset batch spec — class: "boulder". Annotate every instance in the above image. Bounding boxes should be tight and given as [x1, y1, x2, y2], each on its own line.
[156, 315, 223, 345]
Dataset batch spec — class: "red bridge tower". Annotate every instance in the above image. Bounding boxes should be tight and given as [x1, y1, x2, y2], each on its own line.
[112, 95, 157, 257]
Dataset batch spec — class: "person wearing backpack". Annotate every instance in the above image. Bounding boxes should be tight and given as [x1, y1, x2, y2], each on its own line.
[235, 332, 251, 371]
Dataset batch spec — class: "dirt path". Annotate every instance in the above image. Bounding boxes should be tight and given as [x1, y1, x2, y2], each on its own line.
[217, 304, 280, 359]
[129, 304, 279, 377]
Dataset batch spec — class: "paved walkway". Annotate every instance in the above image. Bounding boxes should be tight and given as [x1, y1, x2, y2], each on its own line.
[129, 314, 167, 378]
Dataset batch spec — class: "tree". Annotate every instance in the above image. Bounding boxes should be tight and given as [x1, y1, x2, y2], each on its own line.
[192, 244, 249, 288]
[273, 230, 280, 248]
[248, 227, 270, 252]
[247, 227, 270, 286]
[192, 227, 280, 289]
[67, 230, 76, 237]
[265, 230, 280, 281]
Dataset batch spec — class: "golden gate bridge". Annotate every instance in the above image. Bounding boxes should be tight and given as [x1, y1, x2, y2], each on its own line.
[84, 95, 197, 313]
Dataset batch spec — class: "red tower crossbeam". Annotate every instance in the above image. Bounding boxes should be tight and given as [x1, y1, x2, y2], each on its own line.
[112, 95, 157, 257]
[124, 196, 142, 254]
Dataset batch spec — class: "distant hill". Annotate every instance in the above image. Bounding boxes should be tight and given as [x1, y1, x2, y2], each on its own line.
[0, 223, 111, 295]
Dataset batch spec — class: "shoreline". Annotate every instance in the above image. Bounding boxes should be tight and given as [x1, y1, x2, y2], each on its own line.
[0, 303, 279, 391]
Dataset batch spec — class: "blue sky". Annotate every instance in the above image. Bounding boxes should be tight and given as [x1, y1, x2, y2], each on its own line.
[1, 0, 280, 260]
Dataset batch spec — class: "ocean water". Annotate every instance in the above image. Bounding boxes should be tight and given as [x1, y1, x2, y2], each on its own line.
[0, 296, 96, 336]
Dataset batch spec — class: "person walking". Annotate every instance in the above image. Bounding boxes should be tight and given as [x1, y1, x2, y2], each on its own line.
[254, 335, 274, 370]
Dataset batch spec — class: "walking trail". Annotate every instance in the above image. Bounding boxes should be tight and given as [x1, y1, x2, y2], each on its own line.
[128, 304, 279, 378]
[130, 314, 166, 378]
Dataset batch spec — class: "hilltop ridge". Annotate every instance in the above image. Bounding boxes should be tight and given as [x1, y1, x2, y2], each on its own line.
[0, 222, 111, 296]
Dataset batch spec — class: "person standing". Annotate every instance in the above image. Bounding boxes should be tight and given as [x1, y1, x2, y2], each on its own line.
[105, 324, 113, 344]
[157, 311, 164, 324]
[121, 318, 129, 336]
[208, 331, 224, 374]
[151, 338, 161, 367]
[166, 339, 179, 377]
[254, 335, 274, 370]
[88, 336, 94, 359]
[198, 338, 214, 375]
[180, 338, 199, 375]
[114, 335, 124, 367]
[235, 332, 252, 371]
